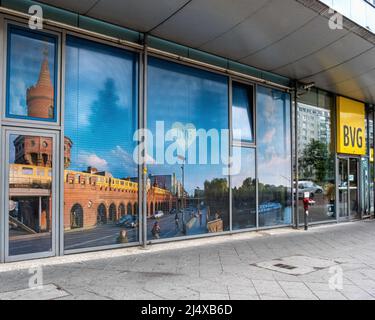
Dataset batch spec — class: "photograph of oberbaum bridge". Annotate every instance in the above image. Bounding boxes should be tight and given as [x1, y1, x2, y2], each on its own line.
[8, 48, 226, 255]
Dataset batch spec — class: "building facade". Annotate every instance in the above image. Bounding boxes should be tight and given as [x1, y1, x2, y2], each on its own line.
[1, 0, 375, 263]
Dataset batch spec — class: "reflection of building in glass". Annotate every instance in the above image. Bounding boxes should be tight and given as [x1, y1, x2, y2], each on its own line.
[297, 103, 331, 156]
[149, 174, 172, 191]
[27, 49, 54, 119]
[147, 174, 184, 197]
[10, 51, 58, 236]
[14, 135, 72, 169]
[11, 53, 174, 233]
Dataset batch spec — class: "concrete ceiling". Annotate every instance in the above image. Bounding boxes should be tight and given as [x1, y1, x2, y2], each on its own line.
[38, 0, 375, 104]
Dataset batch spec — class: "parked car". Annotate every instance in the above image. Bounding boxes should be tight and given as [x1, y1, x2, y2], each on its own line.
[294, 181, 323, 199]
[116, 215, 138, 228]
[153, 211, 164, 219]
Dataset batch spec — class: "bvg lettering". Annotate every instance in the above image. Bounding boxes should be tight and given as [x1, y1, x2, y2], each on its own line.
[343, 125, 363, 148]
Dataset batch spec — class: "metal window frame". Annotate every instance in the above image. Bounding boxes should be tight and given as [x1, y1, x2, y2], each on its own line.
[292, 82, 298, 228]
[2, 127, 59, 263]
[141, 34, 148, 247]
[229, 76, 233, 232]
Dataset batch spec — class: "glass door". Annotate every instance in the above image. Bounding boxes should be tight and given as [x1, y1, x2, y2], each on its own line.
[338, 158, 349, 219]
[349, 158, 360, 219]
[4, 128, 58, 262]
[338, 157, 360, 220]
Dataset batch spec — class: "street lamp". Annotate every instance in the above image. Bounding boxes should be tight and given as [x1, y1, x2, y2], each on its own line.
[178, 155, 186, 210]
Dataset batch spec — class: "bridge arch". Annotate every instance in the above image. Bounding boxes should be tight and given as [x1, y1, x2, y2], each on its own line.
[119, 203, 126, 217]
[71, 203, 83, 229]
[127, 202, 133, 215]
[109, 203, 117, 223]
[97, 203, 107, 225]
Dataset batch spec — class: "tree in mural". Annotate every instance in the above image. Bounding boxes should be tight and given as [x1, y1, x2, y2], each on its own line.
[232, 178, 256, 209]
[299, 139, 333, 183]
[204, 178, 229, 220]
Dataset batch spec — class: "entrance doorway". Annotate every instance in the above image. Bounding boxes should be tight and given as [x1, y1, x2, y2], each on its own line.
[338, 157, 360, 220]
[3, 128, 58, 262]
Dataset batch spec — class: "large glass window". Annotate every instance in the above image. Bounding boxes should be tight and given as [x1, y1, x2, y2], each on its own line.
[6, 25, 58, 121]
[297, 89, 336, 223]
[147, 57, 229, 240]
[257, 86, 292, 227]
[64, 36, 138, 250]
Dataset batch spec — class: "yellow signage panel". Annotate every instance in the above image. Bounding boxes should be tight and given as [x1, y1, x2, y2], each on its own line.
[371, 148, 374, 163]
[337, 96, 366, 155]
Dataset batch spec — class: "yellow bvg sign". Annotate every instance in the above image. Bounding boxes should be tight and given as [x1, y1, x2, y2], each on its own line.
[337, 96, 366, 155]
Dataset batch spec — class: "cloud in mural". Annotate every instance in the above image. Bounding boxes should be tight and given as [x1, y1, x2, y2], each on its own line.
[263, 96, 277, 124]
[112, 145, 154, 176]
[77, 152, 109, 171]
[10, 79, 27, 116]
[258, 155, 291, 186]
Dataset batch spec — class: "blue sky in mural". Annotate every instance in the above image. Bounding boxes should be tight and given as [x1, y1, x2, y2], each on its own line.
[8, 28, 55, 116]
[147, 57, 229, 194]
[64, 36, 138, 179]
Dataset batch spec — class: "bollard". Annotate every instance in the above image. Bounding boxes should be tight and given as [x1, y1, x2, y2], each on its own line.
[117, 229, 128, 244]
[302, 192, 311, 231]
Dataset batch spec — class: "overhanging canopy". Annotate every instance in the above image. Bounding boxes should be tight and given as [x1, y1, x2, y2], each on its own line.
[39, 0, 375, 104]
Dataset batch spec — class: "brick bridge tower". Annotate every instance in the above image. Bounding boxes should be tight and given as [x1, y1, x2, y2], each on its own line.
[14, 49, 72, 168]
[27, 49, 54, 119]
